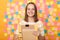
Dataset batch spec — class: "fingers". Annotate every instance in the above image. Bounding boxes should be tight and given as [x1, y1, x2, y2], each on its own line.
[33, 31, 39, 36]
[13, 34, 18, 40]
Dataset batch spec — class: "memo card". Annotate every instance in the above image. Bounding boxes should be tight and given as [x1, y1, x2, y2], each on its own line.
[21, 25, 36, 40]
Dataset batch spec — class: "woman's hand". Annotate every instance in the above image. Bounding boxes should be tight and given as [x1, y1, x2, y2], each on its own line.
[38, 34, 45, 40]
[13, 34, 18, 40]
[33, 31, 39, 36]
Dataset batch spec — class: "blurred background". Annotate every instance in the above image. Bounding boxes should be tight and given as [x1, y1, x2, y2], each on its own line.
[0, 0, 60, 40]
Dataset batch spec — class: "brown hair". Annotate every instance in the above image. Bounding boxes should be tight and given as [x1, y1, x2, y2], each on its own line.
[24, 2, 38, 22]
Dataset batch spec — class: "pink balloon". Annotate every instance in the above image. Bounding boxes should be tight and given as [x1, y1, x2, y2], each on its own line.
[48, 31, 54, 35]
[4, 12, 7, 15]
[54, 0, 56, 2]
[36, 0, 40, 3]
[57, 26, 60, 30]
[8, 31, 10, 34]
[50, 35, 54, 39]
[39, 17, 44, 22]
[8, 25, 12, 29]
[10, 9, 14, 13]
[56, 37, 59, 40]
[57, 22, 60, 26]
[16, 2, 19, 5]
[54, 21, 57, 26]
[53, 13, 56, 17]
[43, 0, 49, 14]
[4, 30, 7, 32]
[8, 37, 11, 40]
[5, 24, 8, 27]
[52, 4, 55, 8]
[45, 36, 48, 40]
[58, 13, 60, 16]
[51, 22, 54, 26]
[44, 7, 49, 14]
[43, 0, 46, 3]
[46, 26, 50, 30]
[44, 14, 47, 18]
[14, 24, 17, 29]
[36, 0, 40, 10]
[11, 13, 14, 16]
[24, 0, 27, 4]
[20, 6, 24, 10]
[44, 22, 47, 26]
[7, 18, 10, 21]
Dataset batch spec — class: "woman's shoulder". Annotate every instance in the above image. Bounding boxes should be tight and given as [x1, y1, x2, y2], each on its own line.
[19, 19, 27, 25]
[36, 20, 43, 28]
[20, 19, 26, 22]
[36, 20, 43, 24]
[19, 19, 43, 25]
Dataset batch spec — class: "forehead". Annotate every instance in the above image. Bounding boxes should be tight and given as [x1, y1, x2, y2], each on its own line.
[27, 4, 35, 8]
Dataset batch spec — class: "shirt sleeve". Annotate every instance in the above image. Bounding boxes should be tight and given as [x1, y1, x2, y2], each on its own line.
[38, 21, 44, 36]
[14, 24, 20, 35]
[14, 20, 25, 35]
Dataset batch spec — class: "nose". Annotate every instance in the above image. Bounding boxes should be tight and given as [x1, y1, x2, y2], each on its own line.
[30, 9, 33, 13]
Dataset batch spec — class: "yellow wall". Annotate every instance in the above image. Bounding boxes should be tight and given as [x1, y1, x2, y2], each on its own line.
[0, 0, 60, 40]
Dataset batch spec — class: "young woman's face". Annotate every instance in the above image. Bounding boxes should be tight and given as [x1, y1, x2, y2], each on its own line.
[27, 4, 35, 17]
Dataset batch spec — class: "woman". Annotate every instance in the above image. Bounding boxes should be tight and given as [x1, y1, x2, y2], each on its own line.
[14, 2, 45, 40]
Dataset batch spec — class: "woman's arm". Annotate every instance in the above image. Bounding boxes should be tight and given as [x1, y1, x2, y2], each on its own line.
[13, 34, 18, 40]
[13, 29, 19, 40]
[38, 28, 45, 40]
[38, 21, 45, 40]
[38, 34, 45, 40]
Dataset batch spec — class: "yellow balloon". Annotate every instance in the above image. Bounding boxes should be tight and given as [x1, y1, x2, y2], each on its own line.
[54, 31, 58, 35]
[15, 5, 18, 9]
[54, 8, 57, 12]
[14, 14, 17, 18]
[50, 11, 53, 15]
[12, 25, 14, 29]
[46, 2, 50, 5]
[31, 0, 36, 3]
[52, 17, 55, 21]
[8, 15, 11, 18]
[17, 15, 20, 18]
[19, 11, 21, 14]
[50, 1, 54, 5]
[10, 34, 14, 37]
[4, 19, 7, 22]
[40, 0, 43, 3]
[7, 7, 10, 11]
[38, 14, 43, 17]
[47, 22, 51, 26]
[19, 2, 23, 5]
[4, 33, 8, 37]
[7, 27, 10, 31]
[27, 0, 31, 3]
[57, 4, 60, 8]
[15, 20, 19, 24]
[7, 12, 10, 14]
[51, 27, 55, 31]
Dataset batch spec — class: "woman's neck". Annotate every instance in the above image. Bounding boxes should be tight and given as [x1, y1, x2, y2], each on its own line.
[28, 17, 34, 22]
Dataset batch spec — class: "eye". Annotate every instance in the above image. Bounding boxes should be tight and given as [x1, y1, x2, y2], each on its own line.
[27, 8, 30, 10]
[32, 8, 35, 10]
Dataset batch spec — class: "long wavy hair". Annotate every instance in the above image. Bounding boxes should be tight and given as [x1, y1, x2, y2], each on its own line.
[24, 2, 38, 22]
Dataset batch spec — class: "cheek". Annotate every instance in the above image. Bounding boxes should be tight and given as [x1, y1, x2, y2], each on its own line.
[27, 10, 30, 13]
[33, 10, 35, 13]
[32, 10, 35, 14]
